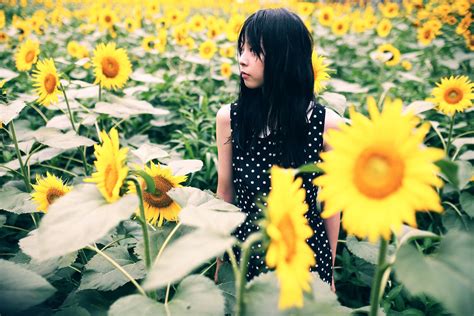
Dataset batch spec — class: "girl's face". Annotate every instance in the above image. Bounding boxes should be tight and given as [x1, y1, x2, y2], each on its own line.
[238, 41, 264, 89]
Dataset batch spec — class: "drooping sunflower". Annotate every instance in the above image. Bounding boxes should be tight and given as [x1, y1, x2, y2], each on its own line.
[32, 173, 72, 212]
[15, 39, 40, 71]
[430, 75, 474, 116]
[92, 42, 132, 90]
[199, 40, 217, 59]
[314, 101, 444, 243]
[129, 162, 187, 226]
[32, 58, 60, 107]
[264, 166, 315, 310]
[312, 51, 331, 94]
[376, 43, 400, 66]
[376, 18, 392, 37]
[85, 128, 129, 203]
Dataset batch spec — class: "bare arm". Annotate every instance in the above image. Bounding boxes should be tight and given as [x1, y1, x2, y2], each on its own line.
[216, 104, 234, 203]
[214, 104, 234, 282]
[322, 108, 344, 268]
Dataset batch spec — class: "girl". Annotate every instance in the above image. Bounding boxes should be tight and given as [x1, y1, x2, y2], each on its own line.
[215, 8, 343, 291]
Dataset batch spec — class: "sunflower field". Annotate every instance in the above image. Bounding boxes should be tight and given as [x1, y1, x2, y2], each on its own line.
[0, 0, 473, 315]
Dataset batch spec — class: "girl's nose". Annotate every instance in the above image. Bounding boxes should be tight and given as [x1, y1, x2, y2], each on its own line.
[239, 54, 248, 67]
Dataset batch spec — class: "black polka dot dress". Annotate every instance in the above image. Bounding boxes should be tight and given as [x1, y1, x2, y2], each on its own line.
[229, 102, 333, 284]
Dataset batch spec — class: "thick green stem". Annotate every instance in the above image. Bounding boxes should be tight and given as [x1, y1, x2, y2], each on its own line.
[446, 113, 456, 158]
[86, 245, 146, 296]
[369, 238, 389, 316]
[236, 233, 261, 316]
[226, 247, 240, 282]
[60, 82, 89, 175]
[9, 121, 31, 192]
[127, 177, 152, 270]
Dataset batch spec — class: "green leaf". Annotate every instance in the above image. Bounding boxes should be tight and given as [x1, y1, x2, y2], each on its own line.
[436, 159, 473, 190]
[33, 127, 96, 150]
[216, 262, 236, 315]
[23, 252, 78, 279]
[168, 159, 203, 176]
[130, 143, 169, 165]
[79, 246, 146, 291]
[346, 235, 395, 265]
[0, 185, 37, 214]
[0, 214, 6, 228]
[395, 225, 439, 249]
[394, 230, 474, 316]
[244, 272, 350, 315]
[166, 187, 216, 208]
[0, 259, 56, 314]
[93, 96, 169, 119]
[297, 163, 323, 174]
[20, 184, 138, 261]
[0, 147, 65, 177]
[109, 275, 224, 316]
[460, 191, 474, 217]
[143, 229, 236, 290]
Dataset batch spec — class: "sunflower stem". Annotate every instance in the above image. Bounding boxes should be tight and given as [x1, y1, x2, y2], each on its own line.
[98, 84, 102, 102]
[226, 247, 240, 283]
[236, 232, 261, 316]
[369, 238, 388, 316]
[446, 113, 456, 158]
[156, 222, 182, 263]
[9, 121, 32, 193]
[86, 245, 147, 296]
[59, 82, 90, 175]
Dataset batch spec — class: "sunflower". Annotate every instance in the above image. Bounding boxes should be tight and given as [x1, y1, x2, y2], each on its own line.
[376, 43, 400, 66]
[331, 19, 349, 36]
[314, 101, 444, 243]
[318, 6, 334, 26]
[124, 17, 140, 33]
[32, 173, 72, 212]
[15, 39, 40, 71]
[220, 62, 232, 78]
[199, 40, 217, 59]
[67, 40, 80, 58]
[92, 42, 132, 90]
[401, 60, 413, 71]
[142, 36, 156, 52]
[189, 14, 206, 32]
[0, 31, 9, 43]
[379, 2, 399, 18]
[263, 166, 315, 310]
[430, 75, 474, 116]
[129, 162, 187, 226]
[32, 58, 60, 107]
[376, 19, 392, 37]
[85, 128, 129, 203]
[99, 7, 117, 30]
[312, 51, 331, 94]
[219, 45, 234, 58]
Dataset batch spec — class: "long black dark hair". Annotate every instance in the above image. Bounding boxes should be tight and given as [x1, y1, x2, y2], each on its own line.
[233, 8, 315, 168]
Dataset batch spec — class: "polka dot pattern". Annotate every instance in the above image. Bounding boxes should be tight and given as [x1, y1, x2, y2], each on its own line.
[228, 102, 333, 284]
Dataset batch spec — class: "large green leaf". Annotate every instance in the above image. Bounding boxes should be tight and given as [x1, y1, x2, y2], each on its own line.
[0, 185, 37, 213]
[460, 191, 474, 217]
[436, 159, 472, 190]
[168, 159, 203, 176]
[244, 272, 351, 315]
[20, 184, 138, 261]
[109, 275, 224, 316]
[216, 262, 236, 315]
[79, 246, 146, 291]
[394, 230, 474, 316]
[178, 205, 245, 235]
[143, 229, 236, 290]
[345, 235, 395, 265]
[33, 127, 96, 149]
[0, 147, 65, 177]
[166, 187, 215, 208]
[0, 259, 56, 314]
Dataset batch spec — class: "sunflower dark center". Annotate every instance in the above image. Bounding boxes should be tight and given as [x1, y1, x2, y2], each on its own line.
[44, 74, 56, 94]
[101, 56, 120, 78]
[445, 87, 463, 104]
[105, 15, 112, 23]
[354, 147, 404, 199]
[46, 188, 65, 205]
[25, 50, 36, 63]
[142, 176, 174, 208]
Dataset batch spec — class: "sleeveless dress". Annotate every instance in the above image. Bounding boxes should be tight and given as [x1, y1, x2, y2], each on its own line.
[229, 101, 333, 284]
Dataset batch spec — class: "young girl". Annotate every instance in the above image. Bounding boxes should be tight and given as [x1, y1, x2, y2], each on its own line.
[215, 8, 343, 291]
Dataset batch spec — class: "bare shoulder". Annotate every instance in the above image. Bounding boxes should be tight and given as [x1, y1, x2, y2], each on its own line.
[216, 103, 231, 126]
[324, 107, 345, 134]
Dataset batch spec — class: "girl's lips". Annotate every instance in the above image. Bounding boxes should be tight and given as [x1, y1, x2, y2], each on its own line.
[241, 72, 250, 79]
